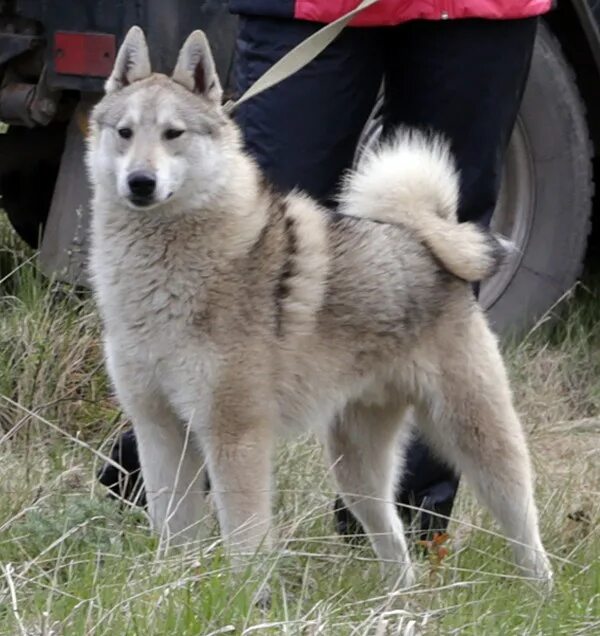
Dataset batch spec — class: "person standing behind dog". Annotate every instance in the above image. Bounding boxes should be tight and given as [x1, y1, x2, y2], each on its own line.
[229, 0, 551, 537]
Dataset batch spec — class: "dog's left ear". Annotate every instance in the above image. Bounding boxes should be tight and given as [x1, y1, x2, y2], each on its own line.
[172, 30, 223, 104]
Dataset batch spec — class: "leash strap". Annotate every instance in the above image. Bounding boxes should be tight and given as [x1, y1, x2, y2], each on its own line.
[223, 0, 381, 114]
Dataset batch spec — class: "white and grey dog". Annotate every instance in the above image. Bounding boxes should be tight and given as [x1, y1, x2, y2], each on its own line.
[87, 26, 552, 588]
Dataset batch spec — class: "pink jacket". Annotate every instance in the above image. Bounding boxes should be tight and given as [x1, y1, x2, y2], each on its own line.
[294, 1, 552, 25]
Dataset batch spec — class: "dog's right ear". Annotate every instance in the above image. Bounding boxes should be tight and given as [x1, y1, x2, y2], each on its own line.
[105, 26, 151, 94]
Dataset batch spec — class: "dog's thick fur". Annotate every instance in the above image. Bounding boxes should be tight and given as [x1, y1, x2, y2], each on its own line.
[87, 26, 552, 588]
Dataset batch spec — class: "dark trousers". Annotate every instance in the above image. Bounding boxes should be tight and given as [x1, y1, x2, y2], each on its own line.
[234, 15, 537, 536]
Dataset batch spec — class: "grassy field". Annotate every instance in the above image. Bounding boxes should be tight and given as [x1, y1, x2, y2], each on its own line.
[0, 218, 598, 635]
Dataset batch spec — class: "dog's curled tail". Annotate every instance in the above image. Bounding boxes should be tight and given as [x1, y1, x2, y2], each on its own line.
[338, 130, 513, 282]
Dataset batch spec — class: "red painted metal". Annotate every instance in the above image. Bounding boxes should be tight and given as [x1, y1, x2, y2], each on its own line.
[53, 32, 116, 78]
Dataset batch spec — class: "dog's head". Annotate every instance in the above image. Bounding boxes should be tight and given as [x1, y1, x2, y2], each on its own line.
[87, 26, 236, 211]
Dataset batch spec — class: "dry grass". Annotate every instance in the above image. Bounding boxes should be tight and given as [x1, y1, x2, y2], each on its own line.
[0, 218, 598, 634]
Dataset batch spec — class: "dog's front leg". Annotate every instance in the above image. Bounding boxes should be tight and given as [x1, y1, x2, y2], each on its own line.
[198, 384, 275, 572]
[115, 390, 210, 546]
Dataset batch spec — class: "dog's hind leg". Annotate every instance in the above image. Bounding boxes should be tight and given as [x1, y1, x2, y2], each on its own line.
[416, 310, 552, 586]
[326, 399, 416, 587]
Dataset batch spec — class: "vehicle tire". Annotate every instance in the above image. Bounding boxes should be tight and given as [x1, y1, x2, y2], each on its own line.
[355, 23, 594, 336]
[0, 124, 66, 248]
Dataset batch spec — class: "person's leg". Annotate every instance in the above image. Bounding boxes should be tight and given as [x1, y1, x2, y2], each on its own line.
[234, 15, 383, 202]
[383, 17, 538, 226]
[381, 17, 539, 536]
[233, 17, 389, 541]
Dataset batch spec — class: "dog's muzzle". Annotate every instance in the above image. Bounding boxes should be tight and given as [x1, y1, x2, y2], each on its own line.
[127, 170, 156, 207]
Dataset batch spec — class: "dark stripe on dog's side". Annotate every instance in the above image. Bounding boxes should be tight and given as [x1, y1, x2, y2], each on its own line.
[248, 218, 270, 257]
[275, 211, 297, 337]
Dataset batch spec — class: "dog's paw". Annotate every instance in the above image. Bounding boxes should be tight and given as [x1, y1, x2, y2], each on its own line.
[384, 560, 418, 590]
[520, 550, 554, 594]
[532, 557, 554, 595]
[400, 563, 418, 589]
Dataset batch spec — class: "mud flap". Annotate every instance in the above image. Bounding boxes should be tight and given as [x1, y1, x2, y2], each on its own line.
[39, 100, 96, 285]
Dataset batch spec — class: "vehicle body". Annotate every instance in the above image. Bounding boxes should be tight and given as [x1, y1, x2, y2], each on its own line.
[0, 0, 598, 334]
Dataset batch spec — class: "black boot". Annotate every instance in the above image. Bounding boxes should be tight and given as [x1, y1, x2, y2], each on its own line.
[333, 436, 459, 542]
[97, 428, 146, 507]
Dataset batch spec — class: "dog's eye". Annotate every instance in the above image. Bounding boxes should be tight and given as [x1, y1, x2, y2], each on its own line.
[118, 127, 133, 140]
[164, 128, 184, 140]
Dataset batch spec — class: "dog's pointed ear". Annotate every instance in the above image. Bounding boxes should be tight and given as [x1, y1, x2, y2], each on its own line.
[172, 30, 222, 103]
[105, 26, 151, 94]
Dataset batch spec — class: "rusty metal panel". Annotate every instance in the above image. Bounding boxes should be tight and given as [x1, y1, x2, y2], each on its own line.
[39, 100, 94, 283]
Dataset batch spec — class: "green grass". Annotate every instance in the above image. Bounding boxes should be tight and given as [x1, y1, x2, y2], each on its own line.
[0, 218, 598, 634]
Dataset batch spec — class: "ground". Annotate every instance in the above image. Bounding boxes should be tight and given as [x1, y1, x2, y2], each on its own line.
[0, 218, 598, 635]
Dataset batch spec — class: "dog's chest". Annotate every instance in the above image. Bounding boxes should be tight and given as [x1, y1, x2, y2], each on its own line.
[94, 229, 216, 366]
[100, 268, 217, 419]
[101, 260, 194, 331]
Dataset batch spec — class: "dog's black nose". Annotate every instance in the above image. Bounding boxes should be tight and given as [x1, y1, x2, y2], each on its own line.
[127, 171, 156, 202]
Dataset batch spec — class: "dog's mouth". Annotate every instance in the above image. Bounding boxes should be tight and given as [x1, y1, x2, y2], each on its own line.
[128, 195, 155, 208]
[127, 192, 173, 209]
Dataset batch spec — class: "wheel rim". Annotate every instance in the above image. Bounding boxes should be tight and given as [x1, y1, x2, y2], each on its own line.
[354, 108, 535, 311]
[480, 117, 535, 311]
